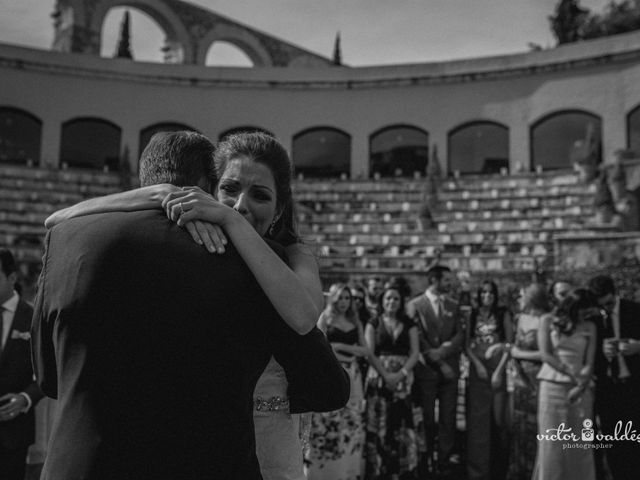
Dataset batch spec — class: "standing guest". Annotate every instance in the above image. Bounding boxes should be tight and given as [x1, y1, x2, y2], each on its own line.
[351, 282, 372, 328]
[384, 276, 412, 299]
[307, 283, 369, 480]
[406, 265, 463, 479]
[549, 280, 572, 307]
[351, 282, 373, 387]
[533, 289, 599, 480]
[507, 284, 550, 480]
[588, 275, 640, 480]
[465, 280, 513, 480]
[365, 276, 385, 317]
[0, 249, 44, 480]
[364, 285, 420, 480]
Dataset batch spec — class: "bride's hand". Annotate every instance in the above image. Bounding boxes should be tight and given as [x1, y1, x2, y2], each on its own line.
[163, 188, 230, 253]
[183, 220, 227, 254]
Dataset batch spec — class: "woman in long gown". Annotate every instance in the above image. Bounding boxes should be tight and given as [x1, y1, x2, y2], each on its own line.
[364, 285, 420, 480]
[533, 288, 599, 480]
[45, 131, 325, 480]
[465, 280, 512, 480]
[507, 283, 550, 480]
[306, 283, 369, 480]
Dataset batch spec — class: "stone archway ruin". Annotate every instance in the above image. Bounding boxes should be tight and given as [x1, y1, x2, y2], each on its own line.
[51, 0, 333, 67]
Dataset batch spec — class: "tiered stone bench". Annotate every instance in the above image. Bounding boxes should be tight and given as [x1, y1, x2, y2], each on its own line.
[0, 164, 622, 291]
[294, 171, 618, 282]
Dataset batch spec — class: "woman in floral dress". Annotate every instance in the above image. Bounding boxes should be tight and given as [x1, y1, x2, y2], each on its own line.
[306, 283, 369, 480]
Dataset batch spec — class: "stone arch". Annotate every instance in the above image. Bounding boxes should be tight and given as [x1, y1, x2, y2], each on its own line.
[90, 0, 192, 61]
[53, 0, 331, 66]
[0, 106, 43, 165]
[530, 109, 601, 171]
[60, 116, 122, 170]
[448, 120, 509, 175]
[627, 103, 640, 155]
[53, 0, 192, 61]
[369, 124, 430, 178]
[292, 126, 351, 178]
[197, 23, 273, 67]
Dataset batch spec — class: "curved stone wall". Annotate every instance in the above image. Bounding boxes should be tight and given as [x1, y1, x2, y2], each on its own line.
[1, 29, 640, 176]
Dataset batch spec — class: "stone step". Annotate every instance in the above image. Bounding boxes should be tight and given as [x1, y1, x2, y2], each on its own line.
[318, 253, 550, 272]
[0, 177, 120, 198]
[299, 214, 592, 235]
[0, 164, 125, 186]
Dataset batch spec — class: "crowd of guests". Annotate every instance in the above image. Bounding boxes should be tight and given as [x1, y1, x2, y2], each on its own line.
[304, 270, 640, 480]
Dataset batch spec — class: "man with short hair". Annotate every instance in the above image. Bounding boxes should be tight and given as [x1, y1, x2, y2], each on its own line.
[365, 276, 384, 315]
[588, 274, 640, 480]
[0, 249, 43, 480]
[32, 131, 349, 480]
[407, 265, 463, 478]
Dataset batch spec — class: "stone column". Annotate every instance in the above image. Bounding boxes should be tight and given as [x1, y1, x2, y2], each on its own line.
[39, 118, 61, 168]
[510, 119, 530, 173]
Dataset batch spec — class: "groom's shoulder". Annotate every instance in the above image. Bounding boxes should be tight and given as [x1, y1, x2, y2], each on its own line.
[51, 210, 166, 234]
[48, 210, 176, 250]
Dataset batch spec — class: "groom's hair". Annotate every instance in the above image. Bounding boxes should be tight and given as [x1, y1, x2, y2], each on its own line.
[138, 131, 215, 188]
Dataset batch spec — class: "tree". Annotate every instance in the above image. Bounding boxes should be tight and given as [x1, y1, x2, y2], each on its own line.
[115, 10, 133, 59]
[549, 0, 590, 44]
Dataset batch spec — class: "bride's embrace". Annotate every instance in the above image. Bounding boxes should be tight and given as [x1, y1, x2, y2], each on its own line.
[43, 131, 346, 480]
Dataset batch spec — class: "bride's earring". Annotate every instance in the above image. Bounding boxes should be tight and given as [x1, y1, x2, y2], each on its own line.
[268, 215, 280, 237]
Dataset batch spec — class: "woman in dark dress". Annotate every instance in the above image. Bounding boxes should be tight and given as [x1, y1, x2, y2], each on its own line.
[465, 280, 513, 480]
[364, 285, 420, 479]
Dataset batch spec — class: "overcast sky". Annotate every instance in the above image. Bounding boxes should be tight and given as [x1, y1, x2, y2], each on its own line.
[0, 0, 609, 66]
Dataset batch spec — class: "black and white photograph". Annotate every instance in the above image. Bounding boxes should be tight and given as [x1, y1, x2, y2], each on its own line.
[1, 0, 640, 479]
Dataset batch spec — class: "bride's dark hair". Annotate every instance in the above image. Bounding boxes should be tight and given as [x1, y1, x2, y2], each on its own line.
[552, 288, 600, 335]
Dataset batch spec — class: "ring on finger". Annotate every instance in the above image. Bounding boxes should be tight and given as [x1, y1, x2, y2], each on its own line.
[179, 202, 185, 216]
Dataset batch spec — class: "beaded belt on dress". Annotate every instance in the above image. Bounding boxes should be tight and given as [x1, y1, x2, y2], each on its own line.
[254, 396, 290, 412]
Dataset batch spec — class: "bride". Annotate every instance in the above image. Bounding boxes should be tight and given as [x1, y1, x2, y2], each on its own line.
[46, 131, 325, 480]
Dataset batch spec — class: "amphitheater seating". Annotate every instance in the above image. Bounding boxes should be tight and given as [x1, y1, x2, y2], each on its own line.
[294, 170, 618, 277]
[0, 164, 621, 283]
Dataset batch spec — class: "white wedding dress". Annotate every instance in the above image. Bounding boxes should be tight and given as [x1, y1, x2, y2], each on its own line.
[253, 356, 307, 480]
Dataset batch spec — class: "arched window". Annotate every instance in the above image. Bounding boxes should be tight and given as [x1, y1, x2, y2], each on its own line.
[60, 118, 122, 170]
[531, 110, 601, 170]
[627, 105, 640, 156]
[205, 41, 254, 67]
[101, 7, 171, 62]
[292, 127, 351, 178]
[369, 125, 429, 177]
[218, 126, 273, 141]
[139, 122, 196, 157]
[448, 121, 509, 174]
[0, 107, 42, 165]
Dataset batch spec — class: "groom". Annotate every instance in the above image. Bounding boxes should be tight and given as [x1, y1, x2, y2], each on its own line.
[31, 131, 349, 480]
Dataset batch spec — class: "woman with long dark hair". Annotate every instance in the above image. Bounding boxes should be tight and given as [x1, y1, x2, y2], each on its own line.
[465, 280, 513, 480]
[364, 284, 420, 479]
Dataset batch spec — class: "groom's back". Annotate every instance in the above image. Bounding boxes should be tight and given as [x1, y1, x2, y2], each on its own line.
[33, 209, 278, 480]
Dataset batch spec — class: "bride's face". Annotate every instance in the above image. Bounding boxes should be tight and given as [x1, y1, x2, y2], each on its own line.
[216, 156, 278, 237]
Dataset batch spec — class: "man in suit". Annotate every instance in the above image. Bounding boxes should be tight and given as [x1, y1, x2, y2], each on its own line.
[588, 275, 640, 480]
[31, 131, 349, 480]
[406, 265, 463, 479]
[0, 249, 44, 480]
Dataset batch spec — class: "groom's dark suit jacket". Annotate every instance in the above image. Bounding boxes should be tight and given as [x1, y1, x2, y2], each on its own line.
[31, 210, 349, 480]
